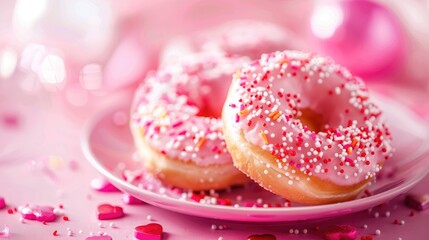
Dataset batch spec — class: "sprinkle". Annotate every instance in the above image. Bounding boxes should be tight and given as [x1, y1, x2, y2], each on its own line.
[375, 229, 381, 235]
[346, 147, 353, 154]
[268, 110, 279, 118]
[63, 216, 69, 221]
[239, 108, 250, 116]
[196, 137, 206, 149]
[234, 70, 241, 79]
[260, 131, 268, 145]
[53, 230, 58, 236]
[351, 138, 358, 147]
[109, 222, 117, 228]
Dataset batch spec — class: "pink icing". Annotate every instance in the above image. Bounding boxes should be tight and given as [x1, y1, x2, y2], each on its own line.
[223, 51, 393, 186]
[132, 52, 248, 166]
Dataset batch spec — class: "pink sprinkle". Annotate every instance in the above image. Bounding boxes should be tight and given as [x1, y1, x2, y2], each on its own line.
[172, 121, 183, 128]
[211, 146, 218, 152]
[235, 114, 240, 123]
[0, 197, 5, 209]
[229, 104, 236, 108]
[90, 178, 120, 192]
[122, 194, 145, 205]
[178, 130, 187, 135]
[239, 81, 246, 86]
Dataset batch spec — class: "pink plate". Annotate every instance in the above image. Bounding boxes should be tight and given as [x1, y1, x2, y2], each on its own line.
[82, 94, 429, 222]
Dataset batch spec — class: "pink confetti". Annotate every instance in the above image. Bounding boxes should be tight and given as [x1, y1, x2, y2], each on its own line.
[134, 223, 163, 240]
[97, 204, 124, 220]
[0, 226, 10, 238]
[122, 194, 144, 205]
[85, 235, 112, 240]
[0, 197, 5, 209]
[90, 178, 120, 192]
[20, 205, 56, 222]
[323, 225, 357, 240]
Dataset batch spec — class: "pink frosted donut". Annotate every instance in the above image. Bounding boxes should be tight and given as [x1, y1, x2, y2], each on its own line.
[161, 20, 300, 67]
[131, 52, 249, 190]
[222, 50, 394, 204]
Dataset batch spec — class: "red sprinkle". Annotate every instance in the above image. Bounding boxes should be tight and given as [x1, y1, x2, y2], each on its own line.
[53, 230, 58, 236]
[7, 209, 13, 214]
[63, 216, 69, 221]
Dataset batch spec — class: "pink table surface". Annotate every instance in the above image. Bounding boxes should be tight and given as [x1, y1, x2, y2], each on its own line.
[1, 82, 429, 240]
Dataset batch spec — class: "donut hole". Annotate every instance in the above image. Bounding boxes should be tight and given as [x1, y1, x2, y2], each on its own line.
[297, 108, 325, 133]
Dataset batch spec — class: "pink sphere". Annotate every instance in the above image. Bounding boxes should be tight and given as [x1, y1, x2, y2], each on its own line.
[310, 0, 405, 77]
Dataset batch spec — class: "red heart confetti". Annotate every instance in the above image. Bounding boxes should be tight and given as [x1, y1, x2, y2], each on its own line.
[0, 197, 5, 209]
[91, 178, 120, 192]
[405, 194, 429, 211]
[134, 223, 163, 240]
[97, 204, 124, 220]
[248, 233, 277, 240]
[122, 193, 145, 205]
[323, 225, 357, 240]
[20, 205, 56, 222]
[85, 235, 113, 240]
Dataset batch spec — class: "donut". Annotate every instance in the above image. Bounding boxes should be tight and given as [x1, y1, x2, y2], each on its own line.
[161, 20, 300, 67]
[222, 50, 394, 204]
[130, 52, 249, 190]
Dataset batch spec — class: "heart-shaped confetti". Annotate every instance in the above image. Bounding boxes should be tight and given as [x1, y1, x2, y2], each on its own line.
[85, 235, 112, 240]
[91, 178, 120, 192]
[0, 226, 10, 238]
[248, 233, 277, 240]
[134, 223, 163, 240]
[405, 194, 429, 211]
[97, 204, 124, 220]
[20, 205, 56, 222]
[323, 225, 357, 240]
[122, 193, 144, 205]
[0, 197, 5, 209]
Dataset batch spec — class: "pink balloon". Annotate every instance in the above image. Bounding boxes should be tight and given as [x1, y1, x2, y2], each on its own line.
[310, 0, 405, 77]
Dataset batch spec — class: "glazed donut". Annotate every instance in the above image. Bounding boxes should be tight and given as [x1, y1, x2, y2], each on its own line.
[161, 20, 301, 67]
[222, 50, 394, 205]
[131, 52, 249, 190]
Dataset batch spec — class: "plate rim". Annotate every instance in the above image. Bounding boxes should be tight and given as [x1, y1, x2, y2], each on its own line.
[81, 96, 429, 221]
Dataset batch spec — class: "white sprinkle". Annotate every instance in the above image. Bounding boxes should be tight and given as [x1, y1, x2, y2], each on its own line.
[19, 217, 26, 223]
[78, 230, 83, 234]
[385, 211, 391, 217]
[218, 237, 223, 240]
[363, 224, 368, 229]
[400, 220, 405, 225]
[211, 224, 217, 230]
[374, 212, 379, 218]
[375, 229, 381, 235]
[289, 229, 294, 234]
[303, 229, 308, 234]
[146, 215, 152, 221]
[109, 222, 117, 228]
[98, 222, 104, 228]
[294, 229, 299, 234]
